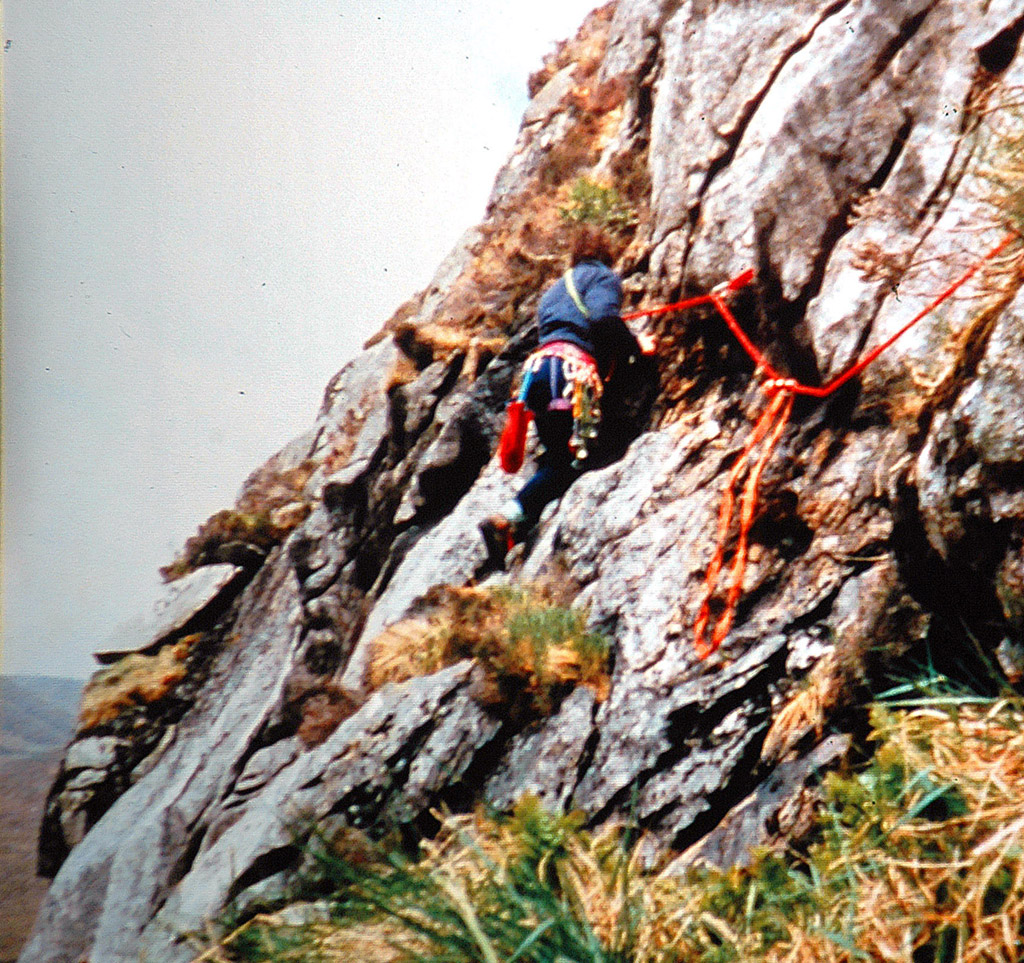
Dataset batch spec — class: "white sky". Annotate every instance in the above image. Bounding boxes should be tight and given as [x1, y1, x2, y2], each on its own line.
[1, 0, 599, 679]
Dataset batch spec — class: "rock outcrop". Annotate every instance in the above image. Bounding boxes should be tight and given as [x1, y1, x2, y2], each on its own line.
[21, 2, 1024, 961]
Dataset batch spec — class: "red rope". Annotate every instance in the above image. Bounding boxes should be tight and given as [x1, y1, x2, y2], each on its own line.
[622, 269, 755, 321]
[693, 386, 793, 658]
[670, 233, 1017, 659]
[706, 234, 1016, 398]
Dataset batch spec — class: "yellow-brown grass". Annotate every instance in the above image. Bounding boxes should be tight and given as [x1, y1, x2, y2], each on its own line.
[79, 634, 200, 729]
[836, 703, 1024, 963]
[689, 701, 1024, 963]
[367, 584, 611, 715]
[194, 700, 1024, 962]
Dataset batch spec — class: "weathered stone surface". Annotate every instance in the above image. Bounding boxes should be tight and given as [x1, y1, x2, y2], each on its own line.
[22, 2, 1024, 961]
[954, 287, 1024, 467]
[485, 687, 597, 811]
[343, 458, 522, 692]
[94, 563, 242, 662]
[523, 64, 578, 126]
[675, 733, 852, 871]
[140, 664, 488, 963]
[63, 737, 122, 774]
[21, 549, 304, 963]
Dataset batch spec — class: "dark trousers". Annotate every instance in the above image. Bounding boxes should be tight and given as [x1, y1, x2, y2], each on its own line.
[516, 357, 580, 529]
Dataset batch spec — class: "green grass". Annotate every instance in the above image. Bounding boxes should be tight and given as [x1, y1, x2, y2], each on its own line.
[199, 670, 1024, 963]
[559, 177, 638, 234]
[369, 584, 613, 718]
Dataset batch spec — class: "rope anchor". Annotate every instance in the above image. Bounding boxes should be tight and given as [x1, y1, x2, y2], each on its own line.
[626, 232, 1018, 659]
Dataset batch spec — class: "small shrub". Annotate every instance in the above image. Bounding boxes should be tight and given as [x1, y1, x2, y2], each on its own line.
[560, 177, 638, 234]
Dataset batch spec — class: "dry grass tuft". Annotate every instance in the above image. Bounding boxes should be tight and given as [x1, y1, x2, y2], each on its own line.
[760, 651, 841, 765]
[368, 584, 612, 716]
[194, 698, 1024, 962]
[678, 700, 1024, 963]
[79, 634, 200, 729]
[833, 702, 1024, 963]
[294, 684, 361, 748]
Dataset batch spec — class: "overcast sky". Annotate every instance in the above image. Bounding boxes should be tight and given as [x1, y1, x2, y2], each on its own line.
[2, 0, 599, 679]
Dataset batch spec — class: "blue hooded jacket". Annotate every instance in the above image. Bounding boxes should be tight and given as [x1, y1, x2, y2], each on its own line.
[536, 259, 640, 379]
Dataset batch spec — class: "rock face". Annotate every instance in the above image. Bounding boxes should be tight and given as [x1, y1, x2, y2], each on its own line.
[21, 2, 1024, 961]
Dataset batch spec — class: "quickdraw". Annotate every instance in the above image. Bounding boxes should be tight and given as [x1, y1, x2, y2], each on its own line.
[624, 232, 1018, 660]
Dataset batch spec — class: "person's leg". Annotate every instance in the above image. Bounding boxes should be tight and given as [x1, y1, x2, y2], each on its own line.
[481, 356, 577, 566]
[514, 355, 578, 528]
[516, 407, 574, 528]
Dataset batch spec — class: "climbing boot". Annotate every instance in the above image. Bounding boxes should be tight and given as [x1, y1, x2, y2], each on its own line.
[479, 514, 516, 569]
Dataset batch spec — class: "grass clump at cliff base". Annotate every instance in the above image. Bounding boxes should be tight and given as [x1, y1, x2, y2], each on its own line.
[196, 694, 1024, 963]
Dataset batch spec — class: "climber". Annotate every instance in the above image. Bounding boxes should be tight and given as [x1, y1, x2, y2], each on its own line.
[480, 224, 658, 566]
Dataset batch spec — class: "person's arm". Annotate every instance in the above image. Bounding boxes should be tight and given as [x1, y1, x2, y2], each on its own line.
[591, 315, 644, 379]
[583, 264, 657, 357]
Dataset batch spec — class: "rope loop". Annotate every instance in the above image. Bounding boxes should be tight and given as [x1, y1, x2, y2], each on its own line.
[687, 231, 1018, 660]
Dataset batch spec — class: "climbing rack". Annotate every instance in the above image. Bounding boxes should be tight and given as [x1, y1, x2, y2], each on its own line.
[624, 231, 1018, 660]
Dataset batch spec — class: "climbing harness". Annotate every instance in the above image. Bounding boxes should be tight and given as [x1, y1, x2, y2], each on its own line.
[623, 232, 1018, 660]
[522, 340, 603, 467]
[502, 266, 613, 474]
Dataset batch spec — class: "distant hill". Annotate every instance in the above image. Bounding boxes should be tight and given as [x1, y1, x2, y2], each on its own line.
[1, 676, 83, 960]
[0, 676, 83, 758]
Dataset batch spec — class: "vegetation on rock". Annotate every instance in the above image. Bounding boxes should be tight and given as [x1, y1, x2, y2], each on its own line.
[560, 177, 639, 235]
[161, 461, 316, 581]
[196, 673, 1024, 963]
[78, 634, 201, 729]
[369, 584, 611, 718]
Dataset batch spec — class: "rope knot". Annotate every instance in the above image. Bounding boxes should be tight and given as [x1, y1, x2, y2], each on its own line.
[763, 377, 797, 394]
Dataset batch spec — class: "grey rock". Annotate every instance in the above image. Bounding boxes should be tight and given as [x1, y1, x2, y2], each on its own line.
[485, 687, 596, 812]
[996, 637, 1024, 684]
[20, 548, 304, 963]
[954, 286, 1024, 466]
[64, 736, 122, 774]
[140, 663, 482, 962]
[674, 734, 852, 871]
[231, 739, 301, 799]
[62, 769, 110, 792]
[94, 563, 242, 661]
[342, 457, 522, 692]
[523, 64, 577, 126]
